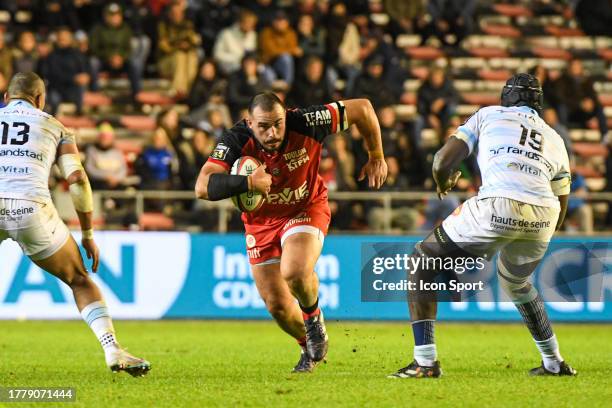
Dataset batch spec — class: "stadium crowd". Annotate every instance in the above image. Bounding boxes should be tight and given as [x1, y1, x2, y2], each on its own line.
[0, 0, 609, 233]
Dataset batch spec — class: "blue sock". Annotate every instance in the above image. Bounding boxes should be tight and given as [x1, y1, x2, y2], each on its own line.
[412, 319, 435, 346]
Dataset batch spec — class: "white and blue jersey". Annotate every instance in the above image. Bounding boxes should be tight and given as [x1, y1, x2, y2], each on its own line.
[0, 99, 75, 203]
[455, 105, 571, 209]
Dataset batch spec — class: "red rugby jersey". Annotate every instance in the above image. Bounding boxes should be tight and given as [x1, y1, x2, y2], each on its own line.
[207, 102, 349, 224]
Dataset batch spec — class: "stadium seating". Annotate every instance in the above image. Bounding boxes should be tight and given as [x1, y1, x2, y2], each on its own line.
[38, 0, 609, 233]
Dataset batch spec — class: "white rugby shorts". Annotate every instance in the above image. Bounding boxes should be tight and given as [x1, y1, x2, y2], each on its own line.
[442, 196, 559, 265]
[0, 198, 71, 260]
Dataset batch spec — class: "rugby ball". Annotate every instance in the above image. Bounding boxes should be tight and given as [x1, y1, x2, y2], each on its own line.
[230, 156, 264, 212]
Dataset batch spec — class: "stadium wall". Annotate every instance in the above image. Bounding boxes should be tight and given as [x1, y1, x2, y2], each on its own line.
[0, 232, 609, 321]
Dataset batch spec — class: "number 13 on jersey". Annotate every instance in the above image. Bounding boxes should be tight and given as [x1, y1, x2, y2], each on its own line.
[0, 121, 30, 145]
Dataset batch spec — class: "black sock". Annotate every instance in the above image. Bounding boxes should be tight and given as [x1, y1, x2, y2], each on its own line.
[300, 297, 319, 315]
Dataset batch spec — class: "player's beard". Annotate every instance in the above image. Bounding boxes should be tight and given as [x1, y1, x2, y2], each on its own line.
[263, 138, 283, 152]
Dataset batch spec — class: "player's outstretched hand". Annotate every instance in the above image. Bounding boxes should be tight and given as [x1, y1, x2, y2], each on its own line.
[82, 238, 100, 273]
[436, 170, 461, 200]
[359, 157, 388, 189]
[250, 163, 272, 197]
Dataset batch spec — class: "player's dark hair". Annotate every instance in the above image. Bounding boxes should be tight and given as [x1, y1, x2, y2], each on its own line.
[248, 92, 284, 114]
[500, 73, 543, 113]
[7, 71, 45, 101]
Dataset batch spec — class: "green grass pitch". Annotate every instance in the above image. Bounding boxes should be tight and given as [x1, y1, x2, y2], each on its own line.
[0, 321, 609, 407]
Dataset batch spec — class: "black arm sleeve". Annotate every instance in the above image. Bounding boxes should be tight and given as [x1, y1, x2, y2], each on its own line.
[286, 102, 349, 143]
[207, 173, 249, 201]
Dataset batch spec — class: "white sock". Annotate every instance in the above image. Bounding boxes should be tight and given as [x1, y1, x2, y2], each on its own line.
[81, 301, 120, 353]
[535, 335, 563, 373]
[414, 344, 437, 367]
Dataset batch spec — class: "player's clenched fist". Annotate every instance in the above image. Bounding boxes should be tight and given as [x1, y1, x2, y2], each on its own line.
[249, 163, 272, 196]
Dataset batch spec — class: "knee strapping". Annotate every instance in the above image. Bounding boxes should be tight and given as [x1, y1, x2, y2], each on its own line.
[497, 258, 538, 304]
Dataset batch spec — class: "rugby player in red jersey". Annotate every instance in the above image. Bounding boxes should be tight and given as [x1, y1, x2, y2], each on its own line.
[195, 92, 387, 372]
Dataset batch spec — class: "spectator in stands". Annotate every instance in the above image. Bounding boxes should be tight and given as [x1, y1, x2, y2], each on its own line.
[378, 105, 402, 158]
[248, 0, 277, 31]
[192, 125, 215, 168]
[529, 64, 559, 110]
[352, 54, 397, 108]
[319, 146, 337, 191]
[565, 163, 594, 234]
[543, 107, 572, 154]
[85, 123, 128, 190]
[555, 59, 608, 138]
[90, 3, 141, 100]
[158, 0, 200, 96]
[207, 108, 227, 140]
[378, 105, 428, 187]
[291, 0, 325, 25]
[175, 123, 215, 190]
[353, 14, 380, 64]
[72, 0, 104, 30]
[194, 0, 239, 56]
[227, 52, 271, 118]
[329, 133, 357, 192]
[383, 0, 428, 42]
[296, 14, 325, 60]
[184, 57, 231, 128]
[38, 27, 89, 114]
[325, 2, 360, 96]
[34, 0, 80, 33]
[122, 0, 154, 80]
[186, 98, 233, 137]
[212, 8, 258, 76]
[74, 30, 89, 55]
[367, 156, 420, 231]
[135, 127, 176, 191]
[189, 123, 224, 229]
[287, 56, 331, 107]
[324, 2, 349, 64]
[350, 122, 372, 191]
[259, 10, 301, 87]
[149, 0, 173, 17]
[73, 30, 96, 87]
[421, 0, 475, 47]
[157, 107, 182, 146]
[187, 59, 227, 109]
[396, 130, 428, 187]
[574, 0, 612, 36]
[0, 30, 13, 83]
[37, 35, 53, 60]
[416, 66, 459, 139]
[12, 31, 38, 73]
[323, 134, 358, 230]
[357, 21, 408, 101]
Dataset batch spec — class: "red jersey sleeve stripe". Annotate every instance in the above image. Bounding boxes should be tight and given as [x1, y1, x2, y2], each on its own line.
[207, 157, 231, 170]
[325, 103, 338, 133]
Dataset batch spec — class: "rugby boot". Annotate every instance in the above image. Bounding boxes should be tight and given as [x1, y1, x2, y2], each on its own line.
[529, 361, 577, 376]
[303, 309, 328, 362]
[292, 348, 317, 373]
[388, 360, 442, 378]
[107, 346, 151, 377]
